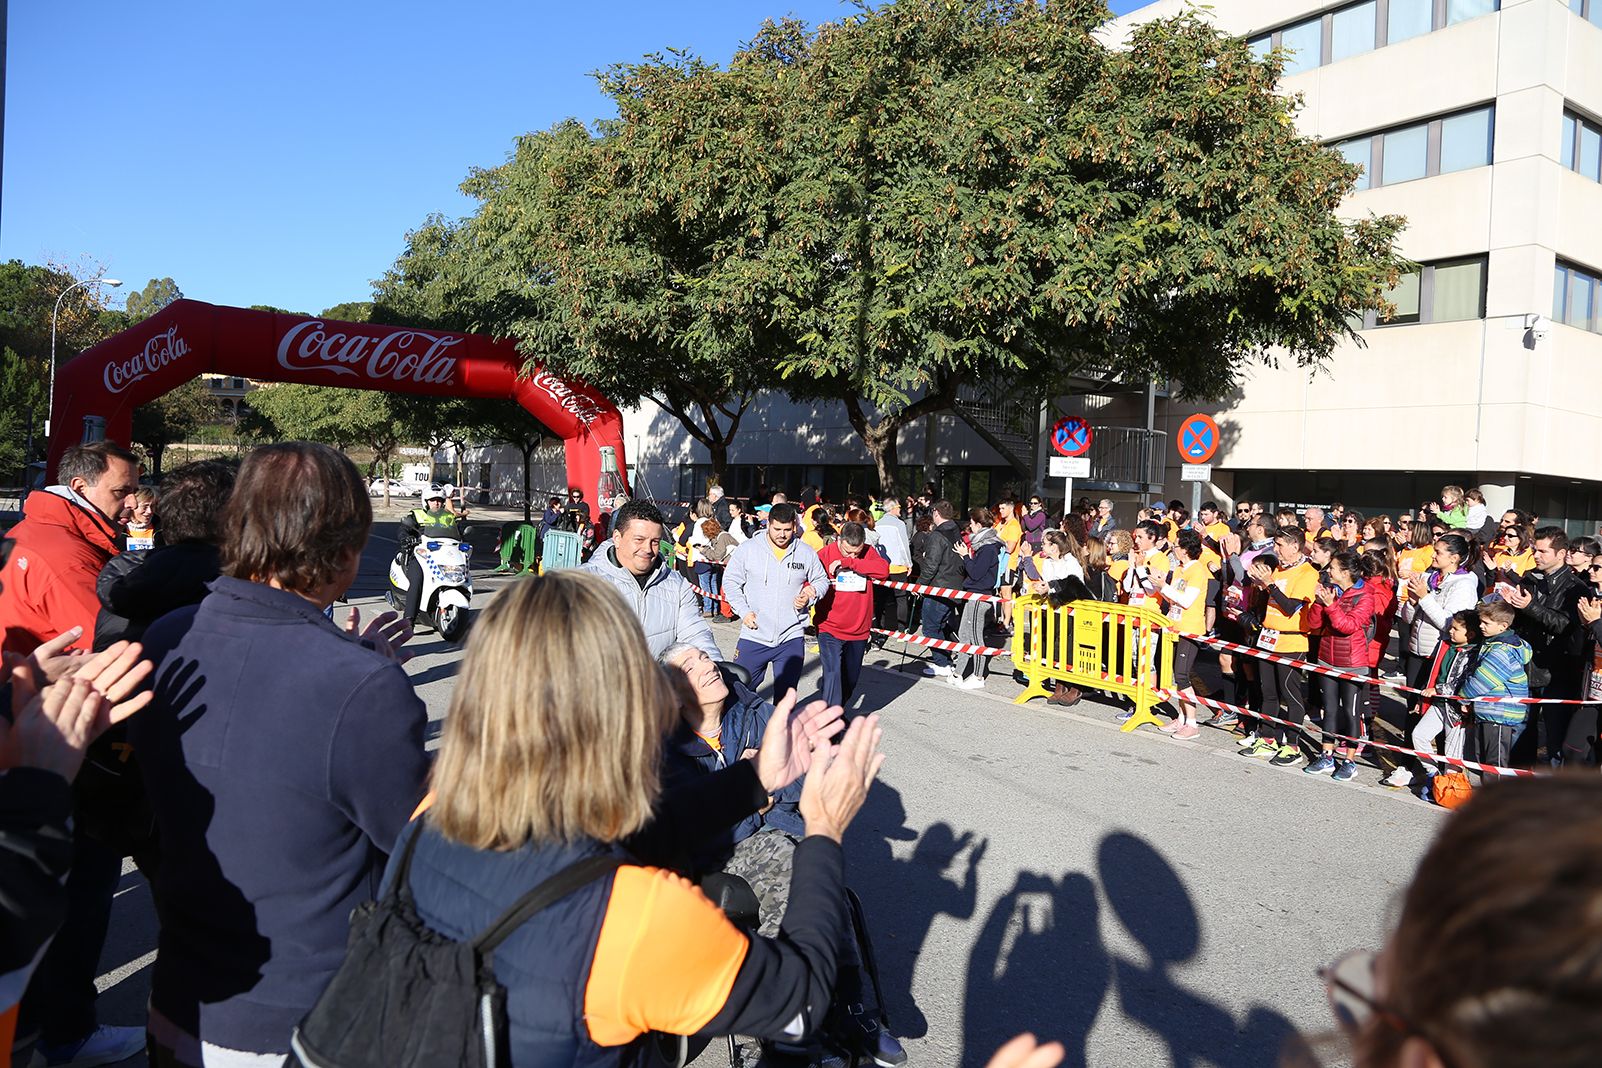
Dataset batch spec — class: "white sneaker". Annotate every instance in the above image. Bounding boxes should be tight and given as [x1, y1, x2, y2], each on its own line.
[953, 675, 986, 690]
[921, 664, 952, 678]
[1380, 767, 1414, 789]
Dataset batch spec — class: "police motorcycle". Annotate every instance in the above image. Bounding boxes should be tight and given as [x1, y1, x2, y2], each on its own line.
[387, 496, 473, 642]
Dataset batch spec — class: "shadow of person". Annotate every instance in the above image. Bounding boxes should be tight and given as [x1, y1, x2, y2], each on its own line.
[845, 785, 984, 1039]
[1098, 833, 1297, 1067]
[961, 871, 1109, 1068]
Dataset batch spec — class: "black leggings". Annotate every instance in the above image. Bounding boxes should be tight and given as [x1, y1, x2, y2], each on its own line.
[1403, 650, 1435, 711]
[1318, 673, 1364, 752]
[1259, 654, 1307, 746]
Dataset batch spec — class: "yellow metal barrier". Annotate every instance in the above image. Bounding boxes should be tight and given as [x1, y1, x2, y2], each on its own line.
[1012, 598, 1175, 732]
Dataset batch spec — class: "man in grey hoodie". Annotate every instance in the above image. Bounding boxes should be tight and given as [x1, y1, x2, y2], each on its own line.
[582, 499, 721, 662]
[724, 502, 829, 698]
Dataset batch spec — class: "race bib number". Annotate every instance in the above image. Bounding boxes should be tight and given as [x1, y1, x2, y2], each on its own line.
[1257, 628, 1281, 651]
[833, 570, 868, 593]
[1588, 647, 1602, 703]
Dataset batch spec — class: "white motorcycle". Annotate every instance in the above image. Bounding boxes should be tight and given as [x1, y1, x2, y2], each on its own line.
[387, 536, 473, 641]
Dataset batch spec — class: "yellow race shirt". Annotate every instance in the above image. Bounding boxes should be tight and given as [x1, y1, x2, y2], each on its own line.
[1261, 560, 1319, 653]
[1166, 560, 1213, 636]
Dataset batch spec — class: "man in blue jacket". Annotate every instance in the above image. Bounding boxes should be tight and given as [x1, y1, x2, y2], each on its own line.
[723, 503, 829, 700]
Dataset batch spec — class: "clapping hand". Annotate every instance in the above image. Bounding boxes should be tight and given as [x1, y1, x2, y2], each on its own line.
[344, 607, 415, 663]
[1504, 586, 1532, 610]
[0, 639, 155, 780]
[1579, 597, 1601, 625]
[754, 688, 846, 794]
[22, 626, 89, 684]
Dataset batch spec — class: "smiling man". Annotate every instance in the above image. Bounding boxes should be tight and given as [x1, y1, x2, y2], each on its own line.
[581, 498, 720, 661]
[723, 502, 828, 699]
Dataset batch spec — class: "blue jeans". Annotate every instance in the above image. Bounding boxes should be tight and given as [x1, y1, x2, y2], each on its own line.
[693, 563, 720, 614]
[736, 637, 806, 700]
[817, 632, 866, 710]
[920, 597, 954, 668]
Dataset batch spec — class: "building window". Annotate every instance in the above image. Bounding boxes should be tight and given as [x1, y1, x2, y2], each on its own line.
[1570, 0, 1602, 30]
[1250, 0, 1500, 73]
[1360, 256, 1488, 328]
[1562, 110, 1602, 182]
[1335, 105, 1494, 190]
[1555, 262, 1601, 334]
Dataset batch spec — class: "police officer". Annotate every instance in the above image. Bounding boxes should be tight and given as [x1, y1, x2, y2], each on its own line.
[398, 489, 463, 623]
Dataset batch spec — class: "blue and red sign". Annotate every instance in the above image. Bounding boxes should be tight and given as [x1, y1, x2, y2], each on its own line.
[1177, 413, 1219, 464]
[1051, 416, 1093, 457]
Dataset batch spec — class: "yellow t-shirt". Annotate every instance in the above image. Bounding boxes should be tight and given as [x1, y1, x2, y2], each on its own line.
[772, 542, 789, 562]
[1165, 559, 1213, 636]
[1205, 521, 1230, 543]
[1109, 559, 1130, 584]
[1494, 549, 1535, 577]
[1396, 546, 1434, 602]
[1261, 560, 1319, 653]
[997, 518, 1023, 570]
[800, 530, 826, 553]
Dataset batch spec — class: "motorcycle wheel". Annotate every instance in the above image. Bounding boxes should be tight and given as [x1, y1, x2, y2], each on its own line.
[434, 603, 468, 642]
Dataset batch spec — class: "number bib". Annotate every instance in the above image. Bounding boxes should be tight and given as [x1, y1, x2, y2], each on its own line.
[833, 570, 868, 593]
[1588, 647, 1602, 703]
[1257, 628, 1281, 651]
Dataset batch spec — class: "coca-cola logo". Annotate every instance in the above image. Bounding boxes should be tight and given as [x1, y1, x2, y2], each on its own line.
[276, 320, 459, 386]
[104, 326, 192, 394]
[531, 370, 606, 426]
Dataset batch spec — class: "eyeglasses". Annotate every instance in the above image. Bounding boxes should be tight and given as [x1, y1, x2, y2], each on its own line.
[1320, 950, 1455, 1068]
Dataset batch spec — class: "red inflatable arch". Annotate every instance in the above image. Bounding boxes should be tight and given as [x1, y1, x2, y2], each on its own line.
[47, 300, 630, 503]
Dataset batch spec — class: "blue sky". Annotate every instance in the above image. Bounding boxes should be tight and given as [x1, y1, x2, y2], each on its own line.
[3, 1, 1155, 315]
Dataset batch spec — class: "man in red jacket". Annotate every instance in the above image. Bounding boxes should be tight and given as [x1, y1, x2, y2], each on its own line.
[814, 521, 889, 711]
[0, 440, 147, 1067]
[1, 441, 140, 657]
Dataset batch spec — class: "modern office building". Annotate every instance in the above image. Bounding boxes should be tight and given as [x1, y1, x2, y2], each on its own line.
[1105, 0, 1602, 531]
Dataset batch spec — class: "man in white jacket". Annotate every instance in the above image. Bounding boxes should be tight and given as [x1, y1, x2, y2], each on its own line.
[582, 500, 721, 662]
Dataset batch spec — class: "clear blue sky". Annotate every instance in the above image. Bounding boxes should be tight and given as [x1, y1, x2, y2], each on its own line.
[3, 1, 1155, 315]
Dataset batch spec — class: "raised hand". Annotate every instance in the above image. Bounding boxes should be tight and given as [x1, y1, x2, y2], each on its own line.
[24, 626, 89, 683]
[799, 714, 884, 843]
[345, 607, 415, 663]
[0, 676, 112, 780]
[755, 689, 845, 794]
[69, 640, 155, 724]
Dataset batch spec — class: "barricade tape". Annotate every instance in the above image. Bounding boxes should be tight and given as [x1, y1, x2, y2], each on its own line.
[870, 578, 1004, 604]
[870, 627, 1012, 660]
[1190, 630, 1602, 706]
[1154, 689, 1536, 779]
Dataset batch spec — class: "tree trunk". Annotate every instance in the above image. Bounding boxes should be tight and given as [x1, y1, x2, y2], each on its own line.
[649, 391, 751, 489]
[842, 378, 957, 497]
[520, 441, 535, 523]
[149, 443, 166, 480]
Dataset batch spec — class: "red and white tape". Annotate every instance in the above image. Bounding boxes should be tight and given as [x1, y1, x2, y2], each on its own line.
[870, 578, 1004, 604]
[1158, 689, 1536, 778]
[870, 627, 1011, 660]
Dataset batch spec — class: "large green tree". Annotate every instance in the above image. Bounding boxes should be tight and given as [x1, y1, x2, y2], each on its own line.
[124, 277, 184, 324]
[0, 347, 44, 479]
[131, 378, 218, 478]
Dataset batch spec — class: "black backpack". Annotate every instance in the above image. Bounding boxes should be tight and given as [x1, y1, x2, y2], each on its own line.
[289, 825, 622, 1068]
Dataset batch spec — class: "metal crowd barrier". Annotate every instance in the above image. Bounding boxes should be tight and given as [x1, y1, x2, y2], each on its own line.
[1011, 597, 1174, 733]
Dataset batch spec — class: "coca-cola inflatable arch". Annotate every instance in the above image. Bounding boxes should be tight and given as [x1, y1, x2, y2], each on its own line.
[48, 300, 629, 501]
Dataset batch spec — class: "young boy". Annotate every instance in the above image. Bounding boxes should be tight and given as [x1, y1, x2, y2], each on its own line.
[1381, 608, 1480, 790]
[1462, 599, 1532, 776]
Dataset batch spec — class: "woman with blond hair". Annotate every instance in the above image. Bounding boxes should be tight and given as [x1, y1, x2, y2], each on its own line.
[377, 572, 884, 1067]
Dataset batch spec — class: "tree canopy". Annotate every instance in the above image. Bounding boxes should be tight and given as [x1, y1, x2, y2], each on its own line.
[124, 277, 184, 324]
[378, 0, 1407, 489]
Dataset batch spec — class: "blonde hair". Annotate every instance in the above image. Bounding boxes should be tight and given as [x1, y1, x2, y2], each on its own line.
[429, 572, 676, 849]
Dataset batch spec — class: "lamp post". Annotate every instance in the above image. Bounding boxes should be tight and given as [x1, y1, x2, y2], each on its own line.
[45, 276, 121, 441]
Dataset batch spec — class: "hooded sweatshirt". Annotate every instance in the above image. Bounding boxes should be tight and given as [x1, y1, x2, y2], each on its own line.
[0, 487, 121, 655]
[723, 534, 828, 647]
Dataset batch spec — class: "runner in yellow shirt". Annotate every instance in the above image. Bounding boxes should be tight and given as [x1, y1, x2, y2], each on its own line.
[1151, 529, 1215, 740]
[995, 498, 1024, 628]
[1242, 527, 1320, 765]
[1119, 521, 1170, 605]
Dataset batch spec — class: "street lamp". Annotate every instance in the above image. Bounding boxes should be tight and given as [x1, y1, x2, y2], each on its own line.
[45, 276, 122, 441]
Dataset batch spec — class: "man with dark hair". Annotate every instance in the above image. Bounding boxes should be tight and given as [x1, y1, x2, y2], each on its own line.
[911, 499, 966, 677]
[725, 501, 828, 697]
[581, 498, 720, 660]
[0, 441, 141, 657]
[1507, 525, 1587, 765]
[131, 442, 427, 1067]
[814, 521, 889, 709]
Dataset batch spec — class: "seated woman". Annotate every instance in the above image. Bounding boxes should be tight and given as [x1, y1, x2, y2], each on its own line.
[387, 573, 886, 1067]
[662, 645, 907, 1067]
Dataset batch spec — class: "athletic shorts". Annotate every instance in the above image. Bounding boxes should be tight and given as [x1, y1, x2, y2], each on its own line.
[1173, 636, 1201, 691]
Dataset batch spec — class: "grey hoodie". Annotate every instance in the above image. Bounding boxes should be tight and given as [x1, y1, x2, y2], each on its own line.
[723, 533, 830, 647]
[581, 545, 721, 661]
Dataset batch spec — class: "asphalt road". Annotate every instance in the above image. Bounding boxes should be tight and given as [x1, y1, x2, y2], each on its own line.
[91, 517, 1446, 1067]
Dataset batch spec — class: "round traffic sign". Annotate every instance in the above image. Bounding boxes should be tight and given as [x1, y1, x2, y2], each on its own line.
[1177, 413, 1219, 464]
[1051, 417, 1093, 457]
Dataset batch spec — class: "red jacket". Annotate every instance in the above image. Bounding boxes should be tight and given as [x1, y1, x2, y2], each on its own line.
[814, 542, 890, 641]
[1310, 581, 1374, 668]
[1365, 576, 1397, 669]
[0, 489, 121, 655]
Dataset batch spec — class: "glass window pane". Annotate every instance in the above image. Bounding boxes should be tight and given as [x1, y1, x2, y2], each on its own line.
[1331, 2, 1377, 61]
[1568, 273, 1594, 331]
[1280, 18, 1324, 75]
[1447, 0, 1497, 25]
[1382, 270, 1422, 324]
[1431, 260, 1486, 322]
[1592, 8, 1602, 31]
[1338, 138, 1372, 190]
[1582, 123, 1602, 181]
[1554, 266, 1569, 322]
[1248, 35, 1273, 60]
[1382, 124, 1429, 184]
[1563, 114, 1578, 170]
[1389, 0, 1434, 43]
[1570, 0, 1585, 16]
[1439, 108, 1493, 173]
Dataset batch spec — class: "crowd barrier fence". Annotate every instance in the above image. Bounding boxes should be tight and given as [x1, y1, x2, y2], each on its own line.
[1010, 597, 1174, 733]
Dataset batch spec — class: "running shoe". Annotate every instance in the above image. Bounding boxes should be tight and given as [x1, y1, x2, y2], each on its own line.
[1210, 711, 1240, 729]
[1304, 754, 1337, 776]
[1243, 737, 1278, 759]
[921, 664, 952, 678]
[1270, 744, 1304, 767]
[1380, 767, 1414, 789]
[1332, 760, 1360, 782]
[1236, 731, 1259, 748]
[953, 675, 985, 690]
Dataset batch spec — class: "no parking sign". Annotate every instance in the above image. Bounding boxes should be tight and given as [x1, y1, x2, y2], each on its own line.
[1051, 416, 1093, 457]
[1177, 414, 1219, 464]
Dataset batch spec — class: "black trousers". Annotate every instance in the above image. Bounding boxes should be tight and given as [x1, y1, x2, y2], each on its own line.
[1259, 653, 1307, 747]
[19, 828, 123, 1044]
[402, 554, 426, 623]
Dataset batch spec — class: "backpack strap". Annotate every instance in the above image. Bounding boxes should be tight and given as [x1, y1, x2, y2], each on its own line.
[472, 854, 624, 956]
[388, 819, 427, 905]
